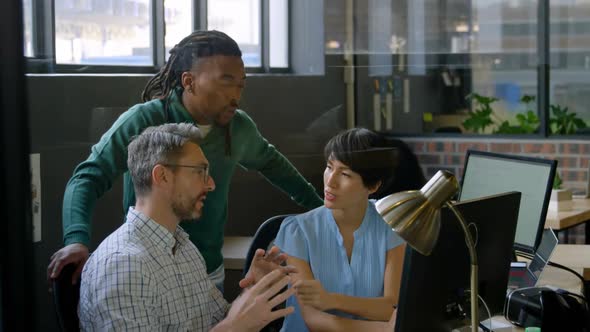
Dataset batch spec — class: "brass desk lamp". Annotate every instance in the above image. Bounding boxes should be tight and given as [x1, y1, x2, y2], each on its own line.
[376, 170, 479, 332]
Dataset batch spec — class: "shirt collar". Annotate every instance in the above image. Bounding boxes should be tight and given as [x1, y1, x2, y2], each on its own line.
[126, 207, 190, 254]
[326, 200, 375, 243]
[356, 200, 377, 235]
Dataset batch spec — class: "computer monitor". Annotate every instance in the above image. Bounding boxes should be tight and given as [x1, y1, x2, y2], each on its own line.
[459, 150, 557, 253]
[395, 192, 521, 332]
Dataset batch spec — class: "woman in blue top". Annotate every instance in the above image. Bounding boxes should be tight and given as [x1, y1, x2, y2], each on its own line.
[274, 128, 405, 331]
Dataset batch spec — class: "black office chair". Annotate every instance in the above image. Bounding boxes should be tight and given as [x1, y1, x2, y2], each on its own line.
[242, 214, 294, 332]
[52, 263, 81, 332]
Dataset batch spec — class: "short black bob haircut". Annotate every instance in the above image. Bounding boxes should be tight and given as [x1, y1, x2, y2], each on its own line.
[324, 128, 398, 197]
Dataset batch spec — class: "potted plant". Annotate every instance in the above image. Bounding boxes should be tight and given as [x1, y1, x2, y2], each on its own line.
[549, 172, 573, 212]
[549, 104, 587, 135]
[462, 93, 497, 133]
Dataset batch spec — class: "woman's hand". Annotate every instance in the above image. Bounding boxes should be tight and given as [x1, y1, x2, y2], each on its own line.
[239, 246, 296, 289]
[294, 279, 333, 311]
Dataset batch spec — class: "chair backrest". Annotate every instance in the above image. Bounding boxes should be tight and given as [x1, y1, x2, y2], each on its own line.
[52, 263, 81, 332]
[242, 214, 294, 332]
[242, 214, 294, 276]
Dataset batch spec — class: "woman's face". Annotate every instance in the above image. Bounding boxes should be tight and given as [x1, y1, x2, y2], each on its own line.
[323, 157, 377, 210]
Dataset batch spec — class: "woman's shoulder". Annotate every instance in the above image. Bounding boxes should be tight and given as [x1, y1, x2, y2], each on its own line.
[281, 206, 328, 231]
[293, 205, 328, 223]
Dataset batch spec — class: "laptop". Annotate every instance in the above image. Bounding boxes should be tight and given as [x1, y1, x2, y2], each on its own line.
[508, 229, 559, 290]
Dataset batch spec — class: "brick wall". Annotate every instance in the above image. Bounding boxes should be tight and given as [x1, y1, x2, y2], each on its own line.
[403, 137, 590, 243]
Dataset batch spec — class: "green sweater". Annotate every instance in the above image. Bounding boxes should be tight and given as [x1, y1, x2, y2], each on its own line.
[63, 89, 323, 273]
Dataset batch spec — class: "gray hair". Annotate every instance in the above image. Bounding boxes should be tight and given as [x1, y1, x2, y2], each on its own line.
[127, 123, 202, 196]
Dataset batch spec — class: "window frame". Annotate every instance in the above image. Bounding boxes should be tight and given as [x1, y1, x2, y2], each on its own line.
[25, 0, 290, 74]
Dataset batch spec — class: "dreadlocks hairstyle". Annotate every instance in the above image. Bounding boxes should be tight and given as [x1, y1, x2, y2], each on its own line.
[141, 30, 242, 102]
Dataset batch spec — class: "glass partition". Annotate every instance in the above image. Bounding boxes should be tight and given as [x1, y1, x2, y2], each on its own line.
[362, 0, 539, 135]
[327, 0, 546, 135]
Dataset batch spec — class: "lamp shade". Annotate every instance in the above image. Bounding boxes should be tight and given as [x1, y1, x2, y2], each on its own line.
[375, 170, 459, 255]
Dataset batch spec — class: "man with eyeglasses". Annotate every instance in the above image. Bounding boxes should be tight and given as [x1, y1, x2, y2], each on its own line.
[78, 123, 297, 331]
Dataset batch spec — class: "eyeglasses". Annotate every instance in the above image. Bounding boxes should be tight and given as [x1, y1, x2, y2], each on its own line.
[163, 164, 209, 183]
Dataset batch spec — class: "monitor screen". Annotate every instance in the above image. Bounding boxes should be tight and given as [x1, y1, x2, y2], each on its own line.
[395, 192, 521, 332]
[459, 150, 557, 253]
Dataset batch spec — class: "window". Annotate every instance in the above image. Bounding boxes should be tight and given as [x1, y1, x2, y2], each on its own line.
[326, 0, 548, 135]
[206, 0, 290, 70]
[23, 0, 33, 57]
[268, 0, 289, 68]
[54, 0, 152, 66]
[325, 0, 590, 136]
[207, 0, 261, 67]
[26, 0, 289, 72]
[549, 0, 590, 135]
[164, 0, 193, 61]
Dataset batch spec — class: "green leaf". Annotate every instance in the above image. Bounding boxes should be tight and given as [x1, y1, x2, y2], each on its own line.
[521, 95, 536, 104]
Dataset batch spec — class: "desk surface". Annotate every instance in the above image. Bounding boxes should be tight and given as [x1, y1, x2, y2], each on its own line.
[545, 197, 590, 230]
[551, 244, 590, 280]
[222, 236, 253, 270]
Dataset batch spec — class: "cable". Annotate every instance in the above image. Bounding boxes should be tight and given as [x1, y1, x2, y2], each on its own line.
[547, 260, 587, 299]
[562, 291, 588, 305]
[477, 294, 494, 332]
[477, 293, 492, 332]
[467, 222, 479, 248]
[465, 290, 493, 331]
[515, 250, 586, 299]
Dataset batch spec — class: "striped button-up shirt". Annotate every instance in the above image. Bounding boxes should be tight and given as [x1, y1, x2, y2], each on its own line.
[79, 208, 228, 331]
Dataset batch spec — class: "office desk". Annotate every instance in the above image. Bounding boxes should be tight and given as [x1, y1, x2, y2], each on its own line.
[545, 197, 590, 243]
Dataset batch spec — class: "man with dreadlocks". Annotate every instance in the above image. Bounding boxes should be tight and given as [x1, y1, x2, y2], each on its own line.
[48, 30, 323, 291]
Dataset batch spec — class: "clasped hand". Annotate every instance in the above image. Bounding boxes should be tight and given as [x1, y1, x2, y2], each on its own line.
[293, 279, 332, 311]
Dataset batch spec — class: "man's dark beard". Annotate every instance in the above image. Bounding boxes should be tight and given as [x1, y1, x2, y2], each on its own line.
[171, 196, 200, 221]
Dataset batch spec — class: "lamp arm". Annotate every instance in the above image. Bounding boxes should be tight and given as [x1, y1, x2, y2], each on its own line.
[446, 202, 479, 332]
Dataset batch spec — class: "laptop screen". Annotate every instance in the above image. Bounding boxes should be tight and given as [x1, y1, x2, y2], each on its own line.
[509, 229, 559, 289]
[529, 229, 559, 280]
